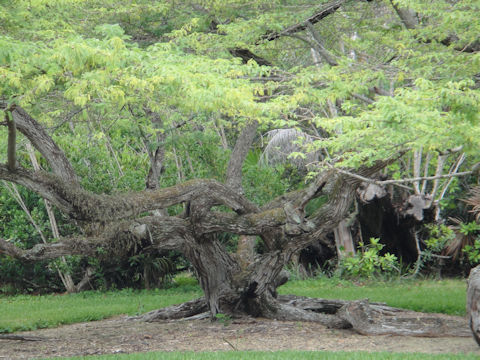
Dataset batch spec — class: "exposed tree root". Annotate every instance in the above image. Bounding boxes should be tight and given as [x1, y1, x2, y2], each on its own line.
[129, 295, 470, 338]
[127, 298, 208, 322]
[337, 299, 470, 337]
[0, 334, 47, 341]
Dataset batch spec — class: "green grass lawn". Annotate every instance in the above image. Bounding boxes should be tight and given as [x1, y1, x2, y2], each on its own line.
[278, 277, 467, 316]
[0, 277, 467, 334]
[0, 284, 201, 333]
[50, 350, 479, 360]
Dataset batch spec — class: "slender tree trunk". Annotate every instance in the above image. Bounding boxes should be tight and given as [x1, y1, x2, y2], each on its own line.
[26, 143, 77, 293]
[334, 220, 355, 258]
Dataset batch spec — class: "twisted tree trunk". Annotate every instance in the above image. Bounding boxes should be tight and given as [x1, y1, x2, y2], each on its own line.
[1, 103, 468, 338]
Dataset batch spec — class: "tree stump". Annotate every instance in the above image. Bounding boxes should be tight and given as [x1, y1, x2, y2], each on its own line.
[467, 265, 480, 345]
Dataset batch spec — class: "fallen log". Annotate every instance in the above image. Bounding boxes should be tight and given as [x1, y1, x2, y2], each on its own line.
[337, 299, 469, 337]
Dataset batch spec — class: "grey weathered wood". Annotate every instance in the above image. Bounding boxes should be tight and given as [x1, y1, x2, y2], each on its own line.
[128, 298, 208, 322]
[467, 265, 480, 345]
[338, 299, 470, 337]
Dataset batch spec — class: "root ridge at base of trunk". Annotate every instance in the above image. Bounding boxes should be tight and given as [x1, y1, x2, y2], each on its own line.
[127, 295, 469, 337]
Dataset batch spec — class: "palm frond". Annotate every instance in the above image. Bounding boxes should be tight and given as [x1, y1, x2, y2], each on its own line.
[463, 186, 480, 220]
[261, 128, 319, 169]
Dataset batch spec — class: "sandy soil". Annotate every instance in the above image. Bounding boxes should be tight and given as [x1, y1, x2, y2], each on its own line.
[1, 315, 479, 359]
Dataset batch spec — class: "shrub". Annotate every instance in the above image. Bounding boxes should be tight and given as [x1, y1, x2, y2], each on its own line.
[338, 238, 399, 278]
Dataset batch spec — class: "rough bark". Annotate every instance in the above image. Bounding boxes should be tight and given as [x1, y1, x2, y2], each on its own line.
[467, 265, 480, 345]
[389, 0, 418, 30]
[226, 121, 259, 194]
[0, 102, 78, 183]
[333, 219, 354, 258]
[337, 299, 469, 337]
[128, 298, 209, 322]
[6, 109, 16, 171]
[131, 294, 470, 338]
[0, 165, 257, 222]
[0, 106, 423, 332]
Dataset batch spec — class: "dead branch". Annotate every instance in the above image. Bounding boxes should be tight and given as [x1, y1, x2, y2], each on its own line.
[262, 0, 345, 42]
[328, 164, 474, 189]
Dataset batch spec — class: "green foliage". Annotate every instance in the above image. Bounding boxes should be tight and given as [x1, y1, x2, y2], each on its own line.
[242, 150, 291, 205]
[214, 312, 232, 326]
[424, 224, 456, 254]
[463, 241, 480, 265]
[0, 184, 80, 293]
[459, 221, 480, 236]
[173, 272, 199, 287]
[337, 238, 399, 279]
[0, 286, 201, 334]
[461, 221, 480, 265]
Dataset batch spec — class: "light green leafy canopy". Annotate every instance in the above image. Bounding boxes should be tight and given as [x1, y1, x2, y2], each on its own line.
[0, 0, 479, 173]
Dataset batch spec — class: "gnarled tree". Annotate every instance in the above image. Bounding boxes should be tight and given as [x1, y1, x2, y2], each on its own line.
[0, 0, 478, 337]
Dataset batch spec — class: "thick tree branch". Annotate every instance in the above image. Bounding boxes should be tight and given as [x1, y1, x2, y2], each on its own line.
[306, 22, 338, 67]
[0, 237, 98, 261]
[389, 0, 418, 30]
[0, 102, 78, 183]
[196, 208, 285, 236]
[5, 109, 16, 171]
[226, 121, 259, 194]
[228, 49, 272, 66]
[0, 164, 258, 221]
[0, 216, 189, 262]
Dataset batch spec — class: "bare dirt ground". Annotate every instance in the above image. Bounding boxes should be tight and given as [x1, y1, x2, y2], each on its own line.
[1, 316, 479, 359]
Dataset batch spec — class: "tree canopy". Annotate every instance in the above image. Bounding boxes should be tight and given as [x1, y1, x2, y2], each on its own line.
[1, 0, 479, 168]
